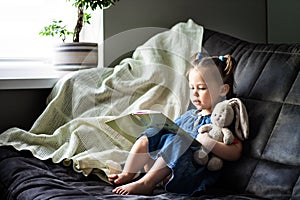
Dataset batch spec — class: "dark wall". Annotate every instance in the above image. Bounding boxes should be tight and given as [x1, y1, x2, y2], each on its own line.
[103, 0, 300, 66]
[104, 0, 267, 42]
[103, 0, 267, 66]
[267, 0, 300, 43]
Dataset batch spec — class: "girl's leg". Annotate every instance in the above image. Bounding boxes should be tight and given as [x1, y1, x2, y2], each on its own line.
[108, 135, 152, 185]
[112, 156, 171, 195]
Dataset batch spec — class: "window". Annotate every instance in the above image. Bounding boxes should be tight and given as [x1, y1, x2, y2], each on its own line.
[0, 0, 102, 65]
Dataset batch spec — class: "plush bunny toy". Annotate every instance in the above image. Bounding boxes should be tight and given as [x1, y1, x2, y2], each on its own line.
[193, 98, 249, 171]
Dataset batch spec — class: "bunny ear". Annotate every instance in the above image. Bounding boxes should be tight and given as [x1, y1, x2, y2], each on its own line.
[228, 98, 249, 141]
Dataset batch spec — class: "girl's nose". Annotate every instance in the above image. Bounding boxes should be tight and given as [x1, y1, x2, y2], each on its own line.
[192, 89, 199, 97]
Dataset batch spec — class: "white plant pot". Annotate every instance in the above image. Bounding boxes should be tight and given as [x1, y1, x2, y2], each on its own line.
[53, 42, 98, 70]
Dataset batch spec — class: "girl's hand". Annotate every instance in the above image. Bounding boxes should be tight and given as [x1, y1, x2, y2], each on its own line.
[196, 132, 209, 144]
[196, 132, 217, 152]
[197, 132, 243, 161]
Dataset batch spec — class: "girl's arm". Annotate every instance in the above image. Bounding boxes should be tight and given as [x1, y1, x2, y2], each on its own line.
[196, 133, 242, 161]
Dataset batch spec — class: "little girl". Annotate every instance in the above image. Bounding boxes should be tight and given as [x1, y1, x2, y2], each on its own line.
[108, 53, 242, 195]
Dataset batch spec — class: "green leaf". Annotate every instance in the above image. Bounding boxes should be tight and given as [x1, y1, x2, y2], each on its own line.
[39, 19, 72, 42]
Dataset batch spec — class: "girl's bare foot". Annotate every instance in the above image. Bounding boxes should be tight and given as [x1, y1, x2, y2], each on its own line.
[112, 180, 155, 195]
[108, 172, 136, 185]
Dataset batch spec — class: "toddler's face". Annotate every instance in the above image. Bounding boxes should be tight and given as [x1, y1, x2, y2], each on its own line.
[189, 67, 224, 113]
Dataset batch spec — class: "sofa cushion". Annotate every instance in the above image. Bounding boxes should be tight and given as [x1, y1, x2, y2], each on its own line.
[202, 29, 300, 199]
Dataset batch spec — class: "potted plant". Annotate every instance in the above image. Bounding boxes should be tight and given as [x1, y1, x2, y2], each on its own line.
[39, 0, 119, 70]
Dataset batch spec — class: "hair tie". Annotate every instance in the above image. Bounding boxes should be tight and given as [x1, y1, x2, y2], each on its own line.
[196, 53, 203, 60]
[219, 55, 225, 62]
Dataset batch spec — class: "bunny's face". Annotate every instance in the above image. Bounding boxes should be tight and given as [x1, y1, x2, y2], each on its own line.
[211, 102, 234, 128]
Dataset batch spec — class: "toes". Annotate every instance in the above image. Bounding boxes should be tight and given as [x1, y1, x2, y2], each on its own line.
[114, 178, 122, 185]
[119, 188, 129, 195]
[112, 187, 129, 195]
[107, 174, 118, 182]
[108, 174, 118, 179]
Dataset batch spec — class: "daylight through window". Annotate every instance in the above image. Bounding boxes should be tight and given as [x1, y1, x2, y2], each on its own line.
[0, 0, 102, 65]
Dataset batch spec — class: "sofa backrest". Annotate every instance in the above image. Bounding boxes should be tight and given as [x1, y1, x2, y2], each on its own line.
[202, 29, 300, 199]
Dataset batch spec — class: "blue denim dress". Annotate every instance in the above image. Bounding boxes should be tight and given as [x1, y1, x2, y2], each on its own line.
[143, 109, 221, 195]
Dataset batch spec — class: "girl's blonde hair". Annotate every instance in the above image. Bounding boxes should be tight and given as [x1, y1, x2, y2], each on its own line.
[188, 52, 237, 99]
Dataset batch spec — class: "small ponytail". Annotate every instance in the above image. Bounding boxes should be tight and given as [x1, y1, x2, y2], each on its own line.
[221, 54, 237, 98]
[223, 54, 236, 77]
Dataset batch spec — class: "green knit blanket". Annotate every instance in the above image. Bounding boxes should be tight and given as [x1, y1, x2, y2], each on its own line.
[0, 19, 203, 182]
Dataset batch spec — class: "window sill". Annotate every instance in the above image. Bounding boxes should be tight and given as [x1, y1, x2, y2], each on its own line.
[0, 65, 70, 90]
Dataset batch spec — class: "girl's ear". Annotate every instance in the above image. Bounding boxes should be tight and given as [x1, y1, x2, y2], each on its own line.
[220, 84, 230, 97]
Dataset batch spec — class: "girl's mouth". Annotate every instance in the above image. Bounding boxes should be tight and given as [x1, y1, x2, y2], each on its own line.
[193, 100, 201, 105]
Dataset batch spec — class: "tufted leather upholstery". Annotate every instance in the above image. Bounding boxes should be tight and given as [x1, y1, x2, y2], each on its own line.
[201, 29, 300, 199]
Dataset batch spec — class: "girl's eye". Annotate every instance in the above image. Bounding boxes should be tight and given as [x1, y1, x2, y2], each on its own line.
[190, 86, 207, 91]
